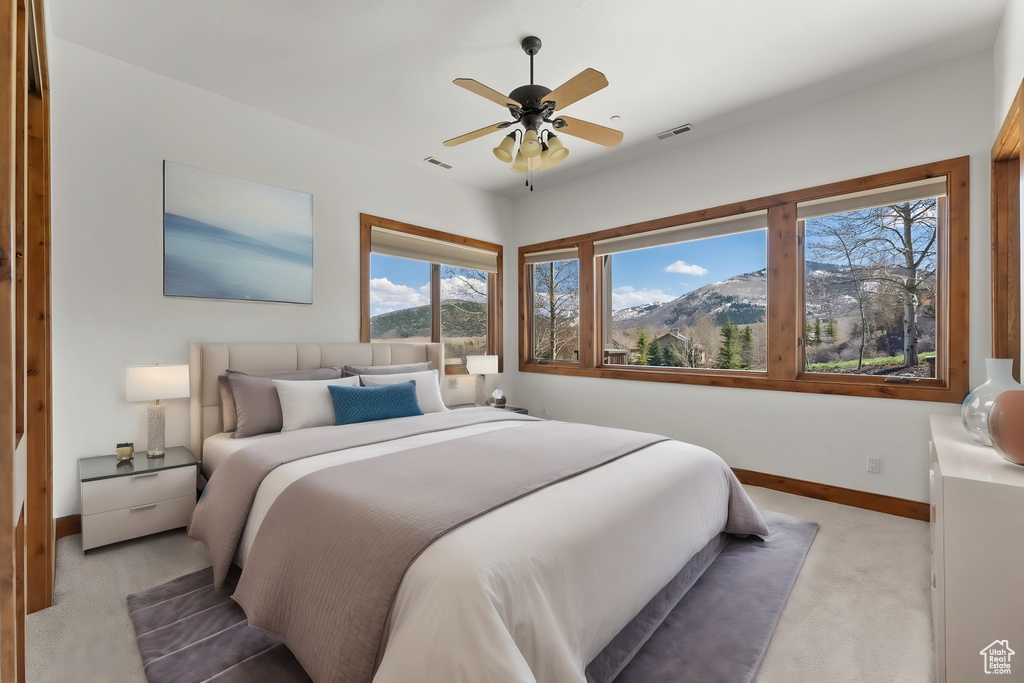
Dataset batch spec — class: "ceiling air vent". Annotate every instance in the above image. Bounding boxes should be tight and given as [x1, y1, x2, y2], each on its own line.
[424, 156, 453, 170]
[656, 124, 693, 141]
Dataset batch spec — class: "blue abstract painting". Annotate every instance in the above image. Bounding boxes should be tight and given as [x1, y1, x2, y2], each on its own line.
[163, 161, 313, 304]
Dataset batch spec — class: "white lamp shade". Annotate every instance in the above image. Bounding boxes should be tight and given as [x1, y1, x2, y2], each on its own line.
[465, 355, 499, 375]
[126, 364, 190, 402]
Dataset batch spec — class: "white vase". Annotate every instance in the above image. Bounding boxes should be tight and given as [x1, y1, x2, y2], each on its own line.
[962, 358, 1020, 445]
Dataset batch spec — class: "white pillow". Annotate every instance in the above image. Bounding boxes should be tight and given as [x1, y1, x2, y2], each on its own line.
[273, 376, 360, 431]
[359, 369, 448, 414]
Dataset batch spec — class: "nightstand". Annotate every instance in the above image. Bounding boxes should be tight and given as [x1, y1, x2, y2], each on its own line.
[451, 404, 529, 415]
[494, 406, 528, 415]
[80, 446, 198, 551]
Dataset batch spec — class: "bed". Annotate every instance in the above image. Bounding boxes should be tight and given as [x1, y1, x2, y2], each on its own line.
[186, 341, 768, 683]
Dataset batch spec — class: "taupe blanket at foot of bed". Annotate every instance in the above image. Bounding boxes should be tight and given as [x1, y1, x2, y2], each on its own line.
[128, 509, 816, 683]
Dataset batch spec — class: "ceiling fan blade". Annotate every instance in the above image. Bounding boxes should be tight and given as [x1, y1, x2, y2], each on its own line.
[443, 122, 512, 147]
[453, 78, 520, 108]
[555, 116, 623, 147]
[543, 68, 609, 110]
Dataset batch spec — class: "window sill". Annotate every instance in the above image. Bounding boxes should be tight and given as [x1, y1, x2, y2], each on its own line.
[519, 360, 963, 403]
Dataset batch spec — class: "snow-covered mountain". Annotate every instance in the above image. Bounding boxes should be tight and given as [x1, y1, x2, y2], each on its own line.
[614, 262, 857, 331]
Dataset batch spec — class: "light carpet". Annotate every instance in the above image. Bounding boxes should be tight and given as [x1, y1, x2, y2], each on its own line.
[27, 486, 934, 683]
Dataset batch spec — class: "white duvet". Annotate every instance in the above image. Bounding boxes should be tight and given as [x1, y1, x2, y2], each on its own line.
[229, 413, 745, 683]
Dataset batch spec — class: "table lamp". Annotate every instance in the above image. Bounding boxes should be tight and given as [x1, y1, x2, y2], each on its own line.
[126, 364, 190, 457]
[465, 355, 499, 406]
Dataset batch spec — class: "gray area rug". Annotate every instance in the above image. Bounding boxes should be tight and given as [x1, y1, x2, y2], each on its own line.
[128, 509, 815, 683]
[611, 509, 818, 683]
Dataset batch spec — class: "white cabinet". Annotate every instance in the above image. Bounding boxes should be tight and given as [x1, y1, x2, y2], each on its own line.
[931, 414, 1024, 683]
[80, 446, 198, 551]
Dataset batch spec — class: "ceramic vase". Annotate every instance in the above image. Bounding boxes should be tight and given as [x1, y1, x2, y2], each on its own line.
[989, 390, 1024, 465]
[961, 358, 1020, 445]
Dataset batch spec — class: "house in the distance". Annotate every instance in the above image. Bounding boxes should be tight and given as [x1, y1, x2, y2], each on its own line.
[656, 329, 706, 367]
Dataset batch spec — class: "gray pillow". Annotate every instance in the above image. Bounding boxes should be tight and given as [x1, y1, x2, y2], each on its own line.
[227, 367, 344, 438]
[218, 375, 237, 432]
[343, 361, 432, 377]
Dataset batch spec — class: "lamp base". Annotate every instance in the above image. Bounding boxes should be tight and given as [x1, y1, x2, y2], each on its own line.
[474, 375, 487, 406]
[147, 402, 166, 457]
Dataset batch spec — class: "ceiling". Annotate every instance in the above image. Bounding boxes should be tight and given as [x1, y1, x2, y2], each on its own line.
[49, 0, 1008, 199]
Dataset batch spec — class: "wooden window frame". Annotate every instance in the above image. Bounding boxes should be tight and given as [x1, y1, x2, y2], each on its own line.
[519, 158, 970, 403]
[360, 213, 503, 374]
[992, 78, 1022, 381]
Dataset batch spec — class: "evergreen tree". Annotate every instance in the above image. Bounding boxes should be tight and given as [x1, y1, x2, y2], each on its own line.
[740, 325, 754, 368]
[826, 317, 838, 342]
[716, 319, 744, 369]
[804, 318, 813, 342]
[813, 318, 822, 346]
[632, 330, 652, 366]
[647, 338, 663, 366]
[661, 345, 678, 367]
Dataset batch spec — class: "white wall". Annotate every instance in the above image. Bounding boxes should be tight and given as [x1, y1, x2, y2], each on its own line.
[994, 0, 1024, 127]
[49, 39, 512, 517]
[508, 52, 995, 503]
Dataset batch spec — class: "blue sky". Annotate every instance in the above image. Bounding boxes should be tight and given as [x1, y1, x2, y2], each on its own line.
[610, 230, 767, 309]
[370, 230, 767, 315]
[369, 256, 489, 317]
[369, 254, 430, 317]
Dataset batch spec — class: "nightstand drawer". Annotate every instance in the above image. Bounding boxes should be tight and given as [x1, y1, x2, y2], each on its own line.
[81, 494, 196, 551]
[81, 466, 196, 515]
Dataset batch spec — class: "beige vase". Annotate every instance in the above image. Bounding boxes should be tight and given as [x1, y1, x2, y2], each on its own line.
[988, 390, 1024, 466]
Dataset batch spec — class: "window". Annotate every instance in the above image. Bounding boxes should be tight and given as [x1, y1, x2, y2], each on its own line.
[528, 253, 580, 362]
[598, 212, 768, 370]
[440, 265, 490, 359]
[361, 215, 502, 372]
[800, 178, 945, 378]
[518, 158, 969, 402]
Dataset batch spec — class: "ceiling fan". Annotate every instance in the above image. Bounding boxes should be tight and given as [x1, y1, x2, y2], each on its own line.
[443, 36, 623, 179]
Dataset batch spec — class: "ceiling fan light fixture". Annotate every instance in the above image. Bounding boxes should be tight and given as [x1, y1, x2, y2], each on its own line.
[521, 129, 542, 158]
[493, 132, 517, 163]
[511, 148, 528, 173]
[546, 134, 569, 163]
[447, 36, 621, 186]
[539, 143, 558, 170]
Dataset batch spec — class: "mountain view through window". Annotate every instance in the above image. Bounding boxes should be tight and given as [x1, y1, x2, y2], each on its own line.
[368, 254, 488, 362]
[802, 197, 940, 377]
[606, 230, 768, 370]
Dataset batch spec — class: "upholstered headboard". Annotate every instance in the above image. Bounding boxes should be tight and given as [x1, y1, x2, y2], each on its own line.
[189, 342, 445, 459]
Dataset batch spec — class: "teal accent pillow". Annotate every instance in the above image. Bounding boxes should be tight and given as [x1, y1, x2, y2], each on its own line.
[329, 381, 424, 425]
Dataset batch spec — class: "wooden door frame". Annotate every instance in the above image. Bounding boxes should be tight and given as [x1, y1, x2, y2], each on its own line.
[1, 0, 50, 678]
[992, 78, 1023, 380]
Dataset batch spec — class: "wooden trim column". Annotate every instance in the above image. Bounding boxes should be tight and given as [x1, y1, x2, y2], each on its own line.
[766, 203, 798, 380]
[1, 0, 23, 677]
[2, 0, 52, 673]
[25, 83, 50, 614]
[992, 78, 1023, 381]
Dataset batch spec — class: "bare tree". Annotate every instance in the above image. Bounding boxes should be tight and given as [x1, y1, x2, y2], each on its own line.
[532, 260, 580, 361]
[683, 316, 720, 369]
[440, 266, 489, 358]
[863, 201, 937, 365]
[805, 198, 937, 371]
[806, 221, 876, 370]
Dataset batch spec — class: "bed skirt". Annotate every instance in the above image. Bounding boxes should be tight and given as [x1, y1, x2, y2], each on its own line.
[586, 532, 729, 682]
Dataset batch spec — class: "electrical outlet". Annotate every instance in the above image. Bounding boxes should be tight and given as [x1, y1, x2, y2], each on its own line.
[867, 457, 880, 473]
[447, 377, 458, 390]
